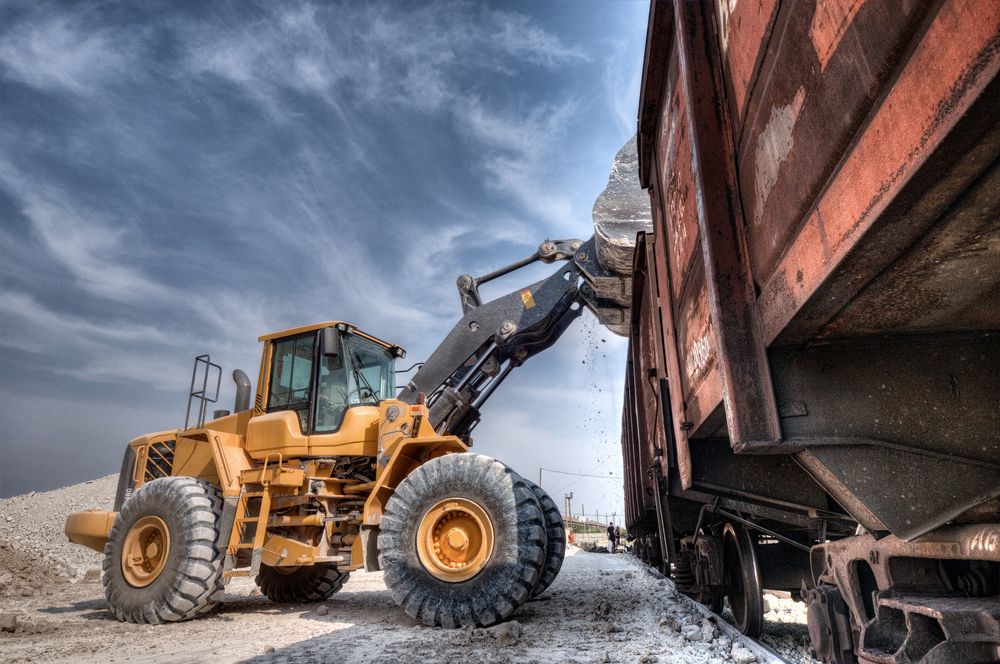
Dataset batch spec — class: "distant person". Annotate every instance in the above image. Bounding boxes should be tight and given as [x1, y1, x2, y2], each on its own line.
[607, 522, 616, 553]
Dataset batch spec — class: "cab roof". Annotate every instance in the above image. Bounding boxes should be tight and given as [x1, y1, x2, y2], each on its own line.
[258, 321, 400, 352]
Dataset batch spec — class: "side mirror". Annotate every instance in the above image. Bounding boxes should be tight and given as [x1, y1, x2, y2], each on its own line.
[321, 327, 341, 359]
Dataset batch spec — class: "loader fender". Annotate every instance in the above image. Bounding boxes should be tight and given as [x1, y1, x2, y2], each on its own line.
[363, 436, 468, 527]
[125, 427, 252, 499]
[359, 435, 467, 570]
[166, 429, 253, 497]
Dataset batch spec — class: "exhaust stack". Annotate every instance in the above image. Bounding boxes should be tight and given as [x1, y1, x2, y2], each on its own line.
[233, 369, 252, 412]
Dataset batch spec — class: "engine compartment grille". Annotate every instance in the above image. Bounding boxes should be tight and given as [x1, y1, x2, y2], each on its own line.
[143, 440, 176, 481]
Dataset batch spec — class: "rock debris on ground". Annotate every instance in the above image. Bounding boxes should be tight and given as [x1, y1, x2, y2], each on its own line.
[1, 477, 819, 663]
[0, 475, 115, 594]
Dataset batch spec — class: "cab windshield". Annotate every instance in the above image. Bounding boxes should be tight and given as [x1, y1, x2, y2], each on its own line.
[314, 332, 395, 433]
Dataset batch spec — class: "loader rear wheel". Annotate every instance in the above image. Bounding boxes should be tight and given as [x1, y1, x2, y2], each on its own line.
[524, 480, 565, 597]
[255, 564, 350, 603]
[103, 477, 225, 623]
[378, 453, 546, 627]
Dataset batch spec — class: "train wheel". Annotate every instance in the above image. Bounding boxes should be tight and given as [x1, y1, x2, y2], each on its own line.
[806, 584, 856, 664]
[674, 537, 724, 613]
[649, 534, 663, 570]
[722, 522, 764, 637]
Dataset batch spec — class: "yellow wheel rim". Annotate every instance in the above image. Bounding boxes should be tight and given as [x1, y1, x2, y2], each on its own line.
[121, 515, 170, 588]
[416, 498, 494, 583]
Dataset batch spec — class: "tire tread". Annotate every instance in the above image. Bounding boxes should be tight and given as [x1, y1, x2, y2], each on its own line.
[255, 564, 350, 604]
[378, 454, 545, 627]
[103, 477, 225, 624]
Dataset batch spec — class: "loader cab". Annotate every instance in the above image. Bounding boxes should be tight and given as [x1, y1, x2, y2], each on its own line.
[247, 322, 404, 459]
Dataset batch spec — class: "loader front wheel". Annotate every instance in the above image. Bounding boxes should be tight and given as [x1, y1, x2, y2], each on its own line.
[524, 480, 565, 597]
[378, 454, 546, 627]
[255, 563, 350, 603]
[103, 477, 225, 623]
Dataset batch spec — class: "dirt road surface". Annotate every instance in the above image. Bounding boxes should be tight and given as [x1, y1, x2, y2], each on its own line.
[1, 478, 816, 663]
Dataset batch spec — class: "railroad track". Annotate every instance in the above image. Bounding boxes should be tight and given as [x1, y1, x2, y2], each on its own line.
[640, 562, 794, 664]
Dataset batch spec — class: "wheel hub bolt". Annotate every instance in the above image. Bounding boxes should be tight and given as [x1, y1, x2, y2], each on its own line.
[446, 528, 469, 551]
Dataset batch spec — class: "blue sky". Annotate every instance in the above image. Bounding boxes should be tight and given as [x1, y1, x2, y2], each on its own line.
[0, 0, 648, 521]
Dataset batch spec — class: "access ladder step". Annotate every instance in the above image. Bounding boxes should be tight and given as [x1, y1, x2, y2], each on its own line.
[224, 569, 253, 578]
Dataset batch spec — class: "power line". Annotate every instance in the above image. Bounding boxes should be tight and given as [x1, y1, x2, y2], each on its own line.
[540, 467, 623, 481]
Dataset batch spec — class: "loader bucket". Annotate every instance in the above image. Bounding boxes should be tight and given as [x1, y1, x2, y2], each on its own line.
[589, 136, 653, 336]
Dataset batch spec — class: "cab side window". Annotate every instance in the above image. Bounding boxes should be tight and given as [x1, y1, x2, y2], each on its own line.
[314, 355, 349, 433]
[266, 333, 315, 432]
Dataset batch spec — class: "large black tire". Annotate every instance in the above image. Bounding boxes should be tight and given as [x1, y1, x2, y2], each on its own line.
[255, 564, 350, 603]
[378, 453, 546, 627]
[103, 477, 225, 623]
[524, 480, 565, 597]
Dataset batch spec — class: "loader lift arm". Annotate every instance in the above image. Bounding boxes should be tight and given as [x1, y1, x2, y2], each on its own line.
[398, 236, 629, 440]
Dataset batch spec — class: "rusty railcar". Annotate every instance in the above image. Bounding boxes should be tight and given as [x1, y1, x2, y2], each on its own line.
[622, 1, 1000, 662]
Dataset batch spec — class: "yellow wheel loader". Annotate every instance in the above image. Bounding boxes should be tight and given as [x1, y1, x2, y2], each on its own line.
[64, 237, 628, 626]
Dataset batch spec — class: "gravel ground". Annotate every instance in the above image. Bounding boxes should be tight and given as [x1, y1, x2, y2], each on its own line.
[0, 477, 819, 663]
[756, 593, 815, 663]
[0, 475, 115, 583]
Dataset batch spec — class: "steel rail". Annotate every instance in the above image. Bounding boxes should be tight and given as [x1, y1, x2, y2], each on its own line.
[640, 563, 794, 664]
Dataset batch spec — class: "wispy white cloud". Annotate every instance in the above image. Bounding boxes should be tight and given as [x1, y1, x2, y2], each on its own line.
[180, 2, 586, 133]
[0, 291, 171, 346]
[0, 289, 196, 390]
[490, 11, 590, 68]
[0, 159, 171, 302]
[0, 153, 273, 392]
[459, 99, 579, 230]
[0, 283, 267, 395]
[0, 14, 130, 94]
[602, 31, 646, 141]
[174, 1, 593, 233]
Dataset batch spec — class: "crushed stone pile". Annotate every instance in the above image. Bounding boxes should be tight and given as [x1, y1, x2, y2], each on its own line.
[758, 592, 814, 662]
[0, 475, 115, 586]
[0, 545, 68, 600]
